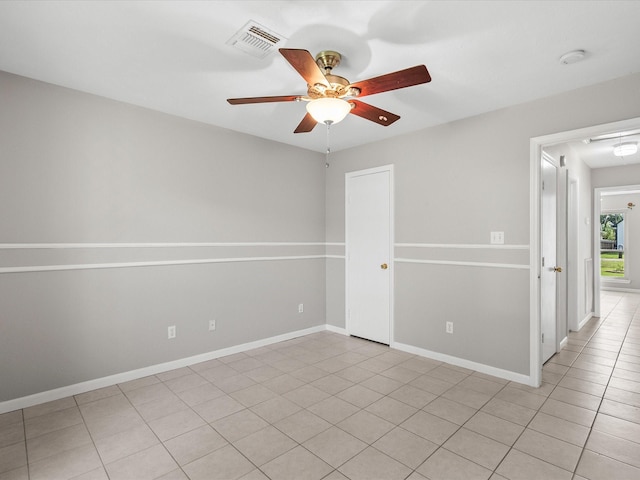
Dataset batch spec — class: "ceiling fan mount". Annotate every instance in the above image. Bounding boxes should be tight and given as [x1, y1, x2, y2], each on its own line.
[227, 48, 431, 133]
[306, 51, 361, 100]
[315, 50, 342, 73]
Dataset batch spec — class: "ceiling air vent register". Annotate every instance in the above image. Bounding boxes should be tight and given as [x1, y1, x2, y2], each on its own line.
[226, 20, 286, 59]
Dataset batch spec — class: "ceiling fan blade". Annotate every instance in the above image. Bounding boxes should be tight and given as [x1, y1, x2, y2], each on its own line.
[348, 100, 400, 126]
[294, 112, 318, 133]
[279, 48, 330, 88]
[227, 95, 301, 105]
[349, 65, 431, 97]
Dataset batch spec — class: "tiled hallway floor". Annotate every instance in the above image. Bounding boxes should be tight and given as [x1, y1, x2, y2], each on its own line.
[1, 291, 640, 480]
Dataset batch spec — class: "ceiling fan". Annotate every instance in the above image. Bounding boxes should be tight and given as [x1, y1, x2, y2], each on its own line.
[227, 48, 431, 133]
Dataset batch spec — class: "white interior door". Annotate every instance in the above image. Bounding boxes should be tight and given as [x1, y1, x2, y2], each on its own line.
[541, 155, 558, 363]
[346, 166, 393, 345]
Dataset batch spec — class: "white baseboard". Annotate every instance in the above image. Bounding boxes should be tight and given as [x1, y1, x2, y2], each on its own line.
[0, 325, 326, 414]
[2, 323, 538, 414]
[578, 312, 594, 330]
[326, 328, 528, 385]
[601, 286, 640, 294]
[325, 324, 348, 336]
[559, 337, 568, 350]
[392, 341, 532, 386]
[328, 329, 529, 386]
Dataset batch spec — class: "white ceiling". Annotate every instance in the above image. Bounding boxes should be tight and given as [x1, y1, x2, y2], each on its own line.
[567, 130, 640, 169]
[1, 0, 640, 162]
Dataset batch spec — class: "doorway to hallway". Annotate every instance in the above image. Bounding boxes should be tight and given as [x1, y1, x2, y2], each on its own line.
[530, 116, 640, 387]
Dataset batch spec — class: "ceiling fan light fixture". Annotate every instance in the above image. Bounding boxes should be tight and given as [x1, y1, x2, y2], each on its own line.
[613, 142, 638, 157]
[306, 97, 352, 125]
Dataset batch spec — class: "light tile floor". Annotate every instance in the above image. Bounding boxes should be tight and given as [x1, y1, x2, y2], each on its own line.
[1, 291, 640, 480]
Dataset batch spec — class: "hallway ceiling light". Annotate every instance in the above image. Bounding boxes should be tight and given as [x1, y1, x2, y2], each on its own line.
[613, 142, 638, 157]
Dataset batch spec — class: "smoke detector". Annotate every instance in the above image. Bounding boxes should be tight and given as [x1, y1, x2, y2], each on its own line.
[559, 50, 586, 65]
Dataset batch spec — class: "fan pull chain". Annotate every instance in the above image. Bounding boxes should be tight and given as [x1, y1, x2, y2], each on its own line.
[325, 122, 331, 168]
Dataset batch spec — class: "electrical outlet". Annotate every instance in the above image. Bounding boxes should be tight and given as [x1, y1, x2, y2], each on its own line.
[168, 325, 176, 339]
[209, 320, 216, 331]
[298, 303, 304, 313]
[446, 322, 454, 334]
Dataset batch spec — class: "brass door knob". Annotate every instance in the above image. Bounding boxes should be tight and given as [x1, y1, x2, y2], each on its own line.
[553, 266, 562, 273]
[381, 263, 388, 270]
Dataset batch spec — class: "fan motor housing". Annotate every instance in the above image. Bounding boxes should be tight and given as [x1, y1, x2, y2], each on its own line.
[308, 51, 360, 99]
[315, 50, 342, 71]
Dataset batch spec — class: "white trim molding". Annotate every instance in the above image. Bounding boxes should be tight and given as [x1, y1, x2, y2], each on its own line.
[392, 341, 532, 386]
[578, 312, 594, 331]
[1, 323, 541, 414]
[0, 242, 328, 249]
[601, 286, 640, 294]
[395, 243, 529, 250]
[559, 337, 568, 350]
[394, 258, 529, 270]
[0, 242, 338, 275]
[602, 279, 632, 285]
[0, 255, 326, 275]
[325, 324, 348, 336]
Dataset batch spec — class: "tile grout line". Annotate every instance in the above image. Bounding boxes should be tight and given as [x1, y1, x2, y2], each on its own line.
[127, 381, 194, 480]
[11, 294, 640, 480]
[76, 385, 123, 479]
[21, 409, 30, 480]
[329, 363, 512, 479]
[261, 350, 464, 478]
[570, 295, 639, 478]
[412, 377, 511, 479]
[257, 345, 434, 478]
[488, 292, 626, 480]
[142, 370, 270, 479]
[298, 354, 438, 479]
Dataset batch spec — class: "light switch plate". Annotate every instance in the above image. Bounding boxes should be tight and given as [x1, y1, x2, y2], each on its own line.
[490, 231, 504, 244]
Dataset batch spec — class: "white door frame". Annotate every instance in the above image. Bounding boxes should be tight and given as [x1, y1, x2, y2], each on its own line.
[345, 164, 395, 344]
[529, 116, 640, 387]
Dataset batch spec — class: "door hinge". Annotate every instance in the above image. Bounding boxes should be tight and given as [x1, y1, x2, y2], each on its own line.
[542, 333, 545, 343]
[542, 257, 545, 267]
[542, 180, 545, 190]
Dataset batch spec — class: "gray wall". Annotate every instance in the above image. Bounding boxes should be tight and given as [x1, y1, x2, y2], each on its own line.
[570, 153, 596, 322]
[4, 68, 640, 404]
[0, 71, 326, 402]
[592, 164, 640, 189]
[326, 72, 640, 377]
